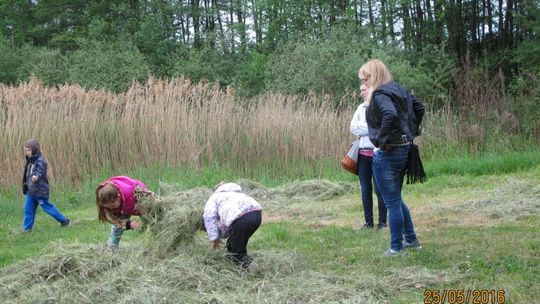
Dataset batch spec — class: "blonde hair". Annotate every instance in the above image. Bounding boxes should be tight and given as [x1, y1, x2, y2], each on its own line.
[358, 59, 393, 101]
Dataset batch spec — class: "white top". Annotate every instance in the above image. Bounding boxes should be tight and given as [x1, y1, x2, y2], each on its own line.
[350, 102, 375, 149]
[203, 183, 262, 241]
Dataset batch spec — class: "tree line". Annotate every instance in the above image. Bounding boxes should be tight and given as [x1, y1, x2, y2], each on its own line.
[0, 0, 539, 102]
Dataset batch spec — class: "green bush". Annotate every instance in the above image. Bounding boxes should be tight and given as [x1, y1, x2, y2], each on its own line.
[233, 52, 269, 97]
[0, 35, 23, 84]
[265, 27, 374, 96]
[170, 46, 237, 87]
[20, 45, 68, 86]
[67, 39, 149, 92]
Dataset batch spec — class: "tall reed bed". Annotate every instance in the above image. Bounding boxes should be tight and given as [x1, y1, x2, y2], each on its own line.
[0, 78, 353, 187]
[0, 77, 532, 187]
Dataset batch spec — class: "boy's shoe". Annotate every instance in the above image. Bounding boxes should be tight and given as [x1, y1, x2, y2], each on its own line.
[404, 240, 422, 250]
[61, 218, 71, 227]
[22, 229, 32, 233]
[376, 223, 388, 230]
[382, 248, 403, 257]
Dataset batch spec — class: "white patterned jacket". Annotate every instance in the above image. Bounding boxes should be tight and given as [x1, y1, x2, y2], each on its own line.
[203, 183, 262, 241]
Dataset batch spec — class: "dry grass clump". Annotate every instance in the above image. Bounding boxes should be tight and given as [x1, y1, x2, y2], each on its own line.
[280, 180, 355, 201]
[139, 185, 212, 256]
[1, 242, 390, 303]
[239, 179, 355, 203]
[0, 243, 126, 300]
[423, 178, 540, 224]
[386, 266, 463, 290]
[237, 179, 275, 201]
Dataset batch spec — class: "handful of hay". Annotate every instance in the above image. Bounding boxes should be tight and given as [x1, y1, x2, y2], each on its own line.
[138, 185, 212, 256]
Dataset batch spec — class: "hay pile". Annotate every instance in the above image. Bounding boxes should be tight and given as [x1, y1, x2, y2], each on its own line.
[238, 179, 355, 202]
[138, 179, 355, 256]
[0, 243, 396, 303]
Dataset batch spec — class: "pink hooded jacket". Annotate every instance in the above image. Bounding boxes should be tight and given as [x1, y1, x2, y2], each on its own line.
[108, 176, 146, 216]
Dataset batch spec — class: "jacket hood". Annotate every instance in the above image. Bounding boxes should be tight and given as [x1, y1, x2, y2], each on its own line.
[214, 183, 243, 193]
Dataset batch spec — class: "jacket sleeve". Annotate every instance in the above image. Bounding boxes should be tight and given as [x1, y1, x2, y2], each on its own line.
[33, 158, 47, 180]
[105, 210, 130, 229]
[22, 162, 28, 195]
[133, 185, 159, 203]
[373, 94, 398, 147]
[350, 105, 369, 137]
[412, 95, 425, 134]
[203, 196, 220, 241]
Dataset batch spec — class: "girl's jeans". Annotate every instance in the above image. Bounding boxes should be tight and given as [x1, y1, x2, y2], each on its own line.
[357, 153, 387, 226]
[23, 194, 67, 230]
[372, 146, 418, 251]
[107, 214, 131, 248]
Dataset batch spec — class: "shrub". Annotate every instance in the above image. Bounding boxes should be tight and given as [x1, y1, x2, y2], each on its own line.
[67, 39, 149, 92]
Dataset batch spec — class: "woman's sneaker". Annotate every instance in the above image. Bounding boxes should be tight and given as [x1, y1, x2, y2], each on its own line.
[404, 240, 422, 250]
[382, 248, 403, 257]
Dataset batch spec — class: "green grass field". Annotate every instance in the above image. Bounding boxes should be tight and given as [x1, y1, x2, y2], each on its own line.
[1, 154, 539, 303]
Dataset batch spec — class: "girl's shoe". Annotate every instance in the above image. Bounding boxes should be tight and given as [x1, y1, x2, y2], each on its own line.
[61, 218, 71, 227]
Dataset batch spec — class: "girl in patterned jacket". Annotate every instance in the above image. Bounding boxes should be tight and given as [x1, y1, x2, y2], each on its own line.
[203, 182, 262, 268]
[22, 138, 70, 232]
[95, 176, 158, 247]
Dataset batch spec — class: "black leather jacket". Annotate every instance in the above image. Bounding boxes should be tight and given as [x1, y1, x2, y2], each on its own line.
[366, 82, 425, 149]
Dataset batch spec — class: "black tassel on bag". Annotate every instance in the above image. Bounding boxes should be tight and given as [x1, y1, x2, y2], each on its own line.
[406, 144, 427, 184]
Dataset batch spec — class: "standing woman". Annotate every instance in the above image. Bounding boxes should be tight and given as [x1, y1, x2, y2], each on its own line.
[359, 59, 425, 256]
[350, 83, 387, 229]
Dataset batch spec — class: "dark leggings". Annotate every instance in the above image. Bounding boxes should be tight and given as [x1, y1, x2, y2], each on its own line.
[357, 153, 387, 225]
[226, 210, 262, 267]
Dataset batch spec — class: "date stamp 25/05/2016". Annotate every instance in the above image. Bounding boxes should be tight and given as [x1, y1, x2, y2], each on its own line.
[424, 289, 505, 304]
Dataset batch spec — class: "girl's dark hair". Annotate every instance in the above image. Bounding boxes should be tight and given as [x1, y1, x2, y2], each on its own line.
[24, 138, 41, 155]
[95, 182, 120, 222]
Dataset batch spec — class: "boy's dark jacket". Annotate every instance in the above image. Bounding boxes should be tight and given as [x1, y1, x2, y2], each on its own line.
[366, 82, 425, 149]
[22, 152, 50, 199]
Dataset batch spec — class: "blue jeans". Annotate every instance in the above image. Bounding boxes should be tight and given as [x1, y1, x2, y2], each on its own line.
[23, 194, 67, 230]
[107, 214, 131, 247]
[357, 154, 387, 226]
[372, 146, 418, 251]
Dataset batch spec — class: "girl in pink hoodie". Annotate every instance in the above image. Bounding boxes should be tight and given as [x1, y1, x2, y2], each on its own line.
[95, 176, 158, 247]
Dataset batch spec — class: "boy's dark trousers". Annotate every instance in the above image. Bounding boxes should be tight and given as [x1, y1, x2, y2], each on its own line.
[226, 210, 262, 267]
